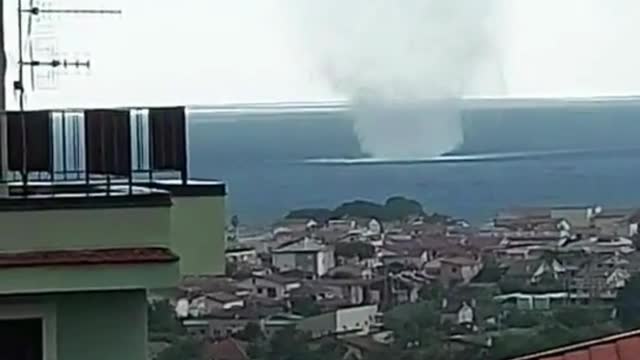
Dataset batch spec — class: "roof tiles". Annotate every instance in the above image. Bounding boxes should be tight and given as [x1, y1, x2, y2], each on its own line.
[513, 329, 640, 360]
[0, 247, 178, 268]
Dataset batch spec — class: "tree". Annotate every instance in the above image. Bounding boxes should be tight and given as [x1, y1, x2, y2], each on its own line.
[332, 200, 386, 220]
[286, 196, 430, 224]
[418, 283, 445, 303]
[236, 322, 264, 342]
[553, 306, 610, 328]
[285, 208, 333, 223]
[473, 261, 505, 283]
[148, 300, 184, 335]
[616, 273, 640, 329]
[291, 297, 322, 317]
[262, 327, 341, 360]
[501, 309, 542, 328]
[231, 214, 240, 228]
[384, 196, 424, 220]
[384, 301, 441, 347]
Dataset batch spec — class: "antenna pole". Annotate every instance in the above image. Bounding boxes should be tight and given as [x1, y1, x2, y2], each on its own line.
[18, 0, 28, 189]
[0, 2, 8, 197]
[13, 2, 119, 190]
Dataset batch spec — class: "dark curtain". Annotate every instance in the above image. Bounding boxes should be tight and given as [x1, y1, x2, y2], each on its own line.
[7, 111, 52, 172]
[84, 109, 131, 176]
[148, 107, 186, 174]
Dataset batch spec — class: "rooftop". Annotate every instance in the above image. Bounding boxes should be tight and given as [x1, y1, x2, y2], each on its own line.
[207, 291, 243, 304]
[273, 237, 328, 253]
[510, 328, 640, 360]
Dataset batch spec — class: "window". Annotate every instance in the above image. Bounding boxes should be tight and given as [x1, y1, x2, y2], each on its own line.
[0, 318, 43, 360]
[267, 287, 277, 298]
[0, 303, 56, 360]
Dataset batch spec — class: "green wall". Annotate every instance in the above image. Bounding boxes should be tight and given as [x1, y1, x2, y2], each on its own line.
[170, 195, 226, 276]
[0, 206, 171, 252]
[3, 290, 147, 360]
[0, 262, 179, 295]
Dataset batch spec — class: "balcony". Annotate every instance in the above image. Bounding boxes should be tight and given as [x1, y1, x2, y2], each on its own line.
[0, 106, 227, 294]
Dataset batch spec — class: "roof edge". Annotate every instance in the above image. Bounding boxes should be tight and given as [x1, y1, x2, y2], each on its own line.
[511, 328, 640, 360]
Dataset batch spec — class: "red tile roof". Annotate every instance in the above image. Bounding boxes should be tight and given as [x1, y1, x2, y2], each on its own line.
[0, 247, 178, 268]
[510, 329, 640, 360]
[206, 338, 249, 360]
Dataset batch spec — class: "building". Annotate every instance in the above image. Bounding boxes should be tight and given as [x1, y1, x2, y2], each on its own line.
[225, 246, 260, 266]
[271, 237, 335, 277]
[494, 292, 569, 310]
[439, 257, 483, 287]
[592, 208, 640, 237]
[237, 274, 302, 300]
[0, 106, 226, 359]
[550, 206, 598, 227]
[296, 304, 380, 338]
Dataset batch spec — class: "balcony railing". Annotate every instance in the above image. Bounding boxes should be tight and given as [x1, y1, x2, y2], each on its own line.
[2, 106, 188, 195]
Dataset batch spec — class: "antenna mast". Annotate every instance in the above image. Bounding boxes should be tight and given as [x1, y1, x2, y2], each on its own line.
[15, 0, 121, 189]
[0, 3, 8, 197]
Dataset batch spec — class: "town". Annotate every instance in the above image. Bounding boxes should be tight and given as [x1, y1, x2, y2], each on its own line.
[151, 197, 640, 360]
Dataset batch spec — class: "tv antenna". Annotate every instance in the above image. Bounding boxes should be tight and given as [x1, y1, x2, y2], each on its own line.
[14, 0, 121, 187]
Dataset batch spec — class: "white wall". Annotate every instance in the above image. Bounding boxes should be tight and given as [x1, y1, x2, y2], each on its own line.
[272, 253, 296, 272]
[335, 305, 378, 336]
[316, 249, 335, 276]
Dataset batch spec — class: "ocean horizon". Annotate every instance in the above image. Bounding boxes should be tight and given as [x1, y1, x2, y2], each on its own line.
[187, 99, 640, 225]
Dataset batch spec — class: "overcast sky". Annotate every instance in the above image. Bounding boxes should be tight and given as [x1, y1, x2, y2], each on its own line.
[4, 0, 640, 109]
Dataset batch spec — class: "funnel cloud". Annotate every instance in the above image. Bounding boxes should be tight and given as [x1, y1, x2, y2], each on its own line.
[289, 1, 501, 158]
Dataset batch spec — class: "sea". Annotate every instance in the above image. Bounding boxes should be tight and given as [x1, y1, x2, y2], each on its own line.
[187, 98, 640, 225]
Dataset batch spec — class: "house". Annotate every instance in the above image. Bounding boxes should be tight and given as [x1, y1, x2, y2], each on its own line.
[592, 208, 638, 236]
[290, 281, 348, 311]
[389, 271, 434, 304]
[380, 241, 429, 268]
[326, 264, 374, 279]
[568, 260, 631, 300]
[501, 235, 567, 250]
[177, 291, 245, 317]
[314, 277, 381, 305]
[563, 236, 635, 254]
[272, 218, 315, 234]
[184, 306, 282, 340]
[439, 257, 483, 287]
[441, 298, 476, 326]
[296, 304, 380, 338]
[496, 206, 599, 228]
[225, 246, 259, 265]
[502, 258, 567, 291]
[178, 277, 251, 301]
[237, 274, 302, 300]
[205, 292, 245, 311]
[550, 206, 599, 227]
[494, 292, 569, 310]
[272, 237, 335, 277]
[492, 217, 571, 237]
[508, 327, 640, 360]
[0, 106, 226, 359]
